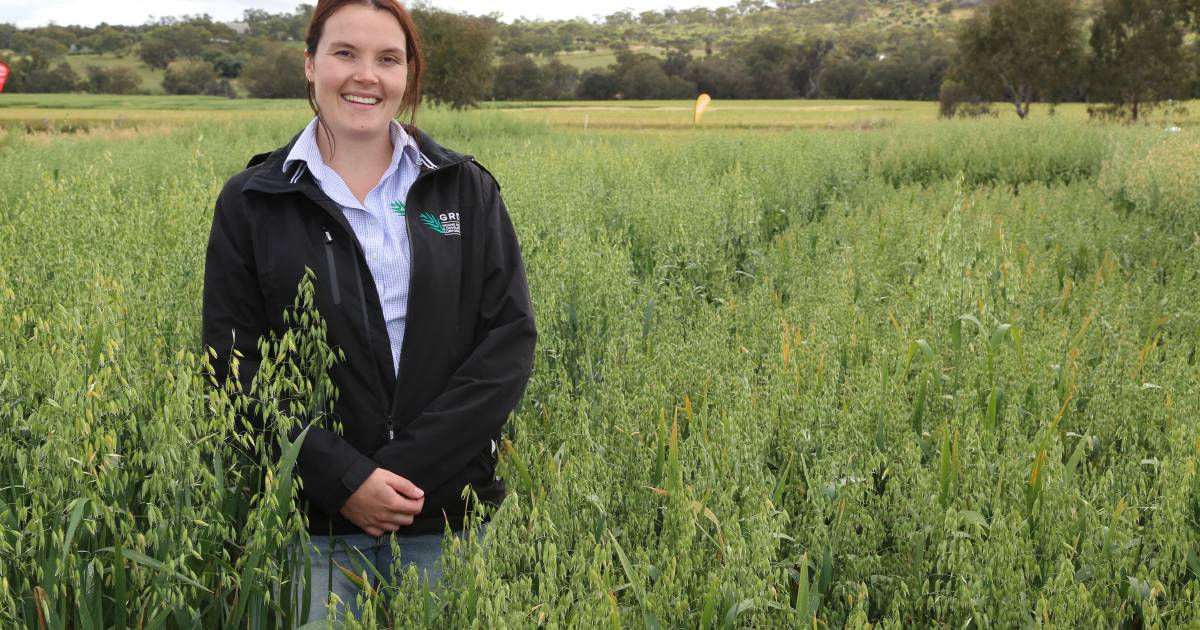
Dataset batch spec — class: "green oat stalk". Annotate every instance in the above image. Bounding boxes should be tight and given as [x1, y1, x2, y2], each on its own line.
[419, 211, 446, 234]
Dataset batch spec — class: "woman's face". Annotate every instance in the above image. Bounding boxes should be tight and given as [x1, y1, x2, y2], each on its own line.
[305, 3, 409, 143]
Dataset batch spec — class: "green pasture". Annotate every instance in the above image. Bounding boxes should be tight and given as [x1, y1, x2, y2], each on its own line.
[0, 100, 1198, 627]
[5, 94, 1198, 135]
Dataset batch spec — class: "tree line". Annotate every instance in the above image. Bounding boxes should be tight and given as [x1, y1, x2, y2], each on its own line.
[1, 0, 1199, 118]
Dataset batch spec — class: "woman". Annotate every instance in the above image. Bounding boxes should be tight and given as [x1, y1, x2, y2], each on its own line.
[201, 0, 536, 620]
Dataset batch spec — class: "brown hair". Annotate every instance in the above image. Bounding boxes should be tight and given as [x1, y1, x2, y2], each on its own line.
[304, 0, 424, 143]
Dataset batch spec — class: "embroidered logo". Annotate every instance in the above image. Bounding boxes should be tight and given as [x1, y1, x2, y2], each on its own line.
[419, 211, 461, 236]
[390, 200, 406, 216]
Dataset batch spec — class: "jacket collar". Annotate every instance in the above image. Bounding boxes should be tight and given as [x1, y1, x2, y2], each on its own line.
[241, 125, 474, 196]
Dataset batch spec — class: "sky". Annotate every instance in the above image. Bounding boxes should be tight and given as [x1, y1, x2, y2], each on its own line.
[0, 0, 735, 28]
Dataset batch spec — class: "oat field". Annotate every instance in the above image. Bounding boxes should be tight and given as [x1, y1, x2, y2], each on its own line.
[0, 97, 1198, 628]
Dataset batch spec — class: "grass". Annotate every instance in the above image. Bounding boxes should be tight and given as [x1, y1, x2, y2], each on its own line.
[4, 94, 1194, 134]
[0, 99, 1198, 627]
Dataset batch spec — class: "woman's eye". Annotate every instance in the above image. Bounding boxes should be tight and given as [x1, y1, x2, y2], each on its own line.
[382, 56, 403, 65]
[334, 50, 352, 58]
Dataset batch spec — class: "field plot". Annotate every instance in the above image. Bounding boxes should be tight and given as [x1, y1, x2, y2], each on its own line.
[491, 98, 1198, 131]
[0, 98, 1198, 627]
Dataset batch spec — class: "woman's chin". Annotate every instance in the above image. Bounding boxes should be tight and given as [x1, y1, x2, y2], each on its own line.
[328, 119, 394, 143]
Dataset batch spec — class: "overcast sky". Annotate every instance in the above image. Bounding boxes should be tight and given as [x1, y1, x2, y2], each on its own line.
[0, 0, 734, 28]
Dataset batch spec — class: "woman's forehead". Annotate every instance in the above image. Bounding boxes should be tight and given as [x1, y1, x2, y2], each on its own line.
[322, 4, 407, 45]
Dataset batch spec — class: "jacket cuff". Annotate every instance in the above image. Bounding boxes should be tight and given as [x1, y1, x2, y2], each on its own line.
[301, 450, 377, 516]
[340, 456, 377, 499]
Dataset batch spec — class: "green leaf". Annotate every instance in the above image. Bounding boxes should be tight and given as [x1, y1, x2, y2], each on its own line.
[796, 553, 811, 621]
[419, 212, 446, 234]
[99, 547, 208, 591]
[938, 428, 953, 508]
[818, 544, 833, 595]
[608, 530, 659, 630]
[989, 323, 1012, 350]
[1187, 550, 1200, 580]
[957, 510, 989, 529]
[59, 497, 89, 577]
[722, 598, 757, 629]
[959, 314, 986, 338]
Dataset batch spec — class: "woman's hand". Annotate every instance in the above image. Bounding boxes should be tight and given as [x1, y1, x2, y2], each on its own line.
[339, 468, 425, 536]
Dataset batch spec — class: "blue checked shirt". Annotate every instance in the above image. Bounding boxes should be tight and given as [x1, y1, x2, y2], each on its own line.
[283, 117, 432, 376]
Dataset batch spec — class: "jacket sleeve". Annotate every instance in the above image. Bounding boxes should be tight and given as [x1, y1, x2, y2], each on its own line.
[372, 175, 536, 494]
[202, 185, 378, 517]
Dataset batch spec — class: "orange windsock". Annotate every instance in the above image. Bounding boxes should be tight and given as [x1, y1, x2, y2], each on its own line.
[693, 93, 711, 125]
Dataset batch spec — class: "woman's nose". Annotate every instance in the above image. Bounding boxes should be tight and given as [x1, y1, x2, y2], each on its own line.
[352, 61, 379, 83]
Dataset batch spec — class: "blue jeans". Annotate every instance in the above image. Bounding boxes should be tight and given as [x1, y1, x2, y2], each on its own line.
[295, 525, 486, 623]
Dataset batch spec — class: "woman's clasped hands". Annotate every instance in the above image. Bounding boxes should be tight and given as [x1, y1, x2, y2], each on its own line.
[339, 468, 424, 537]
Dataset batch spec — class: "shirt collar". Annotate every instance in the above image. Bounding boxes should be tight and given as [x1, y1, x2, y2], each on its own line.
[282, 116, 424, 182]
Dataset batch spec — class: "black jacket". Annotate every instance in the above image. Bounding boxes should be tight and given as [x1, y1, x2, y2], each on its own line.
[202, 128, 536, 535]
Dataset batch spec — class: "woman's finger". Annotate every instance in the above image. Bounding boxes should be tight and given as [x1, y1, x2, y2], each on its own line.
[382, 473, 424, 500]
[385, 495, 424, 516]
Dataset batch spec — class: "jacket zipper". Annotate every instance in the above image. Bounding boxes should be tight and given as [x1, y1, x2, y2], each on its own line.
[389, 161, 433, 435]
[322, 229, 341, 305]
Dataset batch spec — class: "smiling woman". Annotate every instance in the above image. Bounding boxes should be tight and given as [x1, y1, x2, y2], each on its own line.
[201, 0, 536, 624]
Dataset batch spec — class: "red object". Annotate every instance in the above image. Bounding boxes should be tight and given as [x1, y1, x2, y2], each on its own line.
[0, 63, 8, 93]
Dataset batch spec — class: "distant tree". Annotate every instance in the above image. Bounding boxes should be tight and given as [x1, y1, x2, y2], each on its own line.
[662, 49, 693, 79]
[10, 32, 69, 58]
[243, 8, 291, 40]
[1088, 0, 1188, 121]
[687, 56, 754, 98]
[492, 54, 577, 100]
[165, 25, 211, 59]
[738, 34, 797, 98]
[6, 49, 79, 92]
[412, 10, 496, 109]
[162, 59, 218, 95]
[541, 59, 579, 100]
[620, 57, 694, 99]
[0, 23, 17, 50]
[81, 26, 133, 56]
[138, 24, 211, 70]
[938, 78, 994, 118]
[85, 65, 141, 94]
[203, 50, 244, 79]
[790, 36, 835, 97]
[951, 0, 1083, 119]
[604, 10, 635, 26]
[138, 35, 176, 69]
[35, 26, 77, 50]
[240, 45, 305, 98]
[493, 53, 542, 100]
[819, 57, 869, 98]
[578, 68, 620, 99]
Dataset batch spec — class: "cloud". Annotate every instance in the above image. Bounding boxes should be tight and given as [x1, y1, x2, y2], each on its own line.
[4, 0, 306, 28]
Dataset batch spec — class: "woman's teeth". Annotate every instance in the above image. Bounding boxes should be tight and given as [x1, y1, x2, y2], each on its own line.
[343, 95, 379, 105]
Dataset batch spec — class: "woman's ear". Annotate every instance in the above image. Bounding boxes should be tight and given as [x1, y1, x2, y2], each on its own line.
[304, 49, 315, 83]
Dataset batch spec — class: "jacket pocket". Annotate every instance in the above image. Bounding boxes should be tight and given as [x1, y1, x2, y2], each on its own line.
[472, 440, 498, 481]
[322, 229, 341, 305]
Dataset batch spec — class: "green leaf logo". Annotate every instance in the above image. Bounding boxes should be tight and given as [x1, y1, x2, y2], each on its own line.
[390, 200, 406, 216]
[419, 212, 446, 235]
